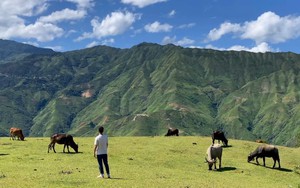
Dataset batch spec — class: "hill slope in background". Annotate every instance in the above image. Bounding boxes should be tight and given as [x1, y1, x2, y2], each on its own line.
[0, 39, 56, 64]
[0, 41, 300, 146]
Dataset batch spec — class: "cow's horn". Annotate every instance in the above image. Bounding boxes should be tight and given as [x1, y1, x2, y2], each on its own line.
[205, 157, 208, 163]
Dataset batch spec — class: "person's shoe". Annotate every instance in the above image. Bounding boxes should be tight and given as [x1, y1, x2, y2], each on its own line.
[107, 174, 111, 178]
[97, 174, 104, 178]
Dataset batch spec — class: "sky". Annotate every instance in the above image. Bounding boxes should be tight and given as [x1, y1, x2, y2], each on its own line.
[0, 0, 300, 53]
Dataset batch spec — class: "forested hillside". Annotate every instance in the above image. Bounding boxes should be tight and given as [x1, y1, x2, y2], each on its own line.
[0, 40, 299, 146]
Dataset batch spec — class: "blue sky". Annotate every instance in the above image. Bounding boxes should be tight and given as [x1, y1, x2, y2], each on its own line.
[0, 0, 300, 53]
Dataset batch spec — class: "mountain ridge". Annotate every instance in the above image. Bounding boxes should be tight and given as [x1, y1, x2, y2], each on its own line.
[0, 40, 299, 146]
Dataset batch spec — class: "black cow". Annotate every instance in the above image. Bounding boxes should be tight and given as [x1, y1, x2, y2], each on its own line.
[248, 144, 281, 168]
[165, 128, 179, 136]
[212, 131, 228, 146]
[48, 133, 78, 153]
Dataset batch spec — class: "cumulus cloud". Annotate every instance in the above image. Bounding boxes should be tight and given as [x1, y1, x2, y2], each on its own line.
[207, 22, 242, 41]
[121, 0, 167, 8]
[0, 0, 94, 42]
[241, 12, 300, 43]
[0, 0, 48, 17]
[162, 36, 195, 46]
[38, 9, 86, 23]
[207, 11, 300, 44]
[78, 11, 139, 40]
[204, 42, 274, 53]
[144, 21, 173, 33]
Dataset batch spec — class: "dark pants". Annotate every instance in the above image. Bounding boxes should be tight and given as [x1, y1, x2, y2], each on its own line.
[97, 154, 110, 175]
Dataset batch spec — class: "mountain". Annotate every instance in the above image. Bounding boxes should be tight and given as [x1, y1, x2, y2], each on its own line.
[0, 39, 56, 64]
[0, 40, 300, 146]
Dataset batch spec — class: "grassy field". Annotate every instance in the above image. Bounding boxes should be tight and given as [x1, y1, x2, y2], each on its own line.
[0, 136, 300, 188]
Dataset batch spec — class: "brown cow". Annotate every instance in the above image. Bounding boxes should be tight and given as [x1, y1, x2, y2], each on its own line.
[10, 127, 25, 141]
[48, 133, 78, 153]
[165, 128, 179, 136]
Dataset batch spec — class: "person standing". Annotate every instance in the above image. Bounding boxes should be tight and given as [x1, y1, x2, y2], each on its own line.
[94, 126, 110, 178]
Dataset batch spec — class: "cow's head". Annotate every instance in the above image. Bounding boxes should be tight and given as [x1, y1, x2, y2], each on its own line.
[205, 157, 216, 170]
[73, 144, 78, 153]
[20, 135, 25, 141]
[247, 154, 254, 162]
[224, 139, 228, 146]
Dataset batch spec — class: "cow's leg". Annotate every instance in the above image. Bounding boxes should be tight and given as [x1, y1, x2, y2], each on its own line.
[219, 157, 222, 169]
[53, 143, 56, 153]
[48, 143, 52, 153]
[277, 158, 281, 168]
[212, 139, 215, 145]
[63, 144, 66, 153]
[256, 157, 259, 165]
[272, 158, 276, 168]
[67, 145, 70, 153]
[263, 157, 265, 166]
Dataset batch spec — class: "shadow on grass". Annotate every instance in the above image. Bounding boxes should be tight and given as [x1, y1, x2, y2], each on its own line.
[218, 167, 237, 172]
[107, 177, 125, 180]
[50, 151, 83, 154]
[248, 162, 292, 172]
[0, 153, 9, 156]
[222, 145, 233, 148]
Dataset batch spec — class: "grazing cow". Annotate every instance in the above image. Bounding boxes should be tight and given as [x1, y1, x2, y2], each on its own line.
[248, 144, 281, 168]
[205, 144, 223, 170]
[10, 127, 25, 141]
[48, 134, 78, 153]
[165, 128, 179, 136]
[212, 131, 228, 146]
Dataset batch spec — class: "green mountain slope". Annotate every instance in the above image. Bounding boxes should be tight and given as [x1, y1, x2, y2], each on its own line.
[0, 39, 55, 64]
[0, 41, 300, 146]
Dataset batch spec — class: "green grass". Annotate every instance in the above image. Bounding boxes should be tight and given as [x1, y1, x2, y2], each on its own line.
[0, 136, 300, 188]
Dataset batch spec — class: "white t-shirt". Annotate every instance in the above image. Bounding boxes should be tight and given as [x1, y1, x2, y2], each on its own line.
[94, 134, 108, 155]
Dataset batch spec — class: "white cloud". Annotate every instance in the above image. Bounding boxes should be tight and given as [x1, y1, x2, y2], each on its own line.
[168, 10, 176, 17]
[242, 12, 300, 44]
[0, 0, 95, 42]
[38, 9, 86, 23]
[86, 38, 114, 48]
[144, 21, 173, 33]
[45, 45, 63, 52]
[178, 23, 195, 29]
[86, 41, 99, 48]
[78, 11, 139, 40]
[66, 0, 94, 9]
[162, 36, 195, 46]
[207, 22, 242, 41]
[121, 0, 167, 8]
[207, 11, 300, 44]
[176, 37, 195, 46]
[204, 42, 273, 53]
[162, 36, 176, 44]
[0, 0, 48, 17]
[15, 22, 64, 42]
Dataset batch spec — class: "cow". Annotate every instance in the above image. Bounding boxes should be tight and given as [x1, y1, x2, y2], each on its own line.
[10, 127, 25, 141]
[205, 144, 223, 170]
[48, 133, 78, 153]
[247, 144, 281, 168]
[212, 131, 228, 146]
[165, 128, 179, 136]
